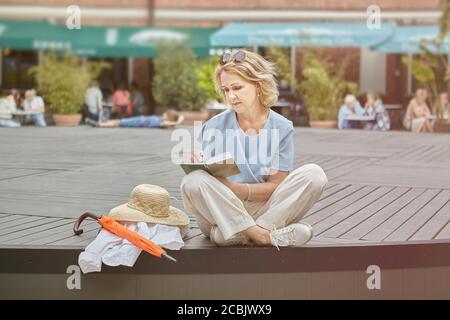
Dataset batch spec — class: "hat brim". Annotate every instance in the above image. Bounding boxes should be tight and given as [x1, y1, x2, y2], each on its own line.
[109, 203, 190, 226]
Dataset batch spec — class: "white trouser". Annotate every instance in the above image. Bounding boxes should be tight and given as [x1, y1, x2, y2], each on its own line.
[180, 164, 328, 241]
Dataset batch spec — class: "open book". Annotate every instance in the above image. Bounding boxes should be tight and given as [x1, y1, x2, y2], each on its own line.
[180, 152, 240, 177]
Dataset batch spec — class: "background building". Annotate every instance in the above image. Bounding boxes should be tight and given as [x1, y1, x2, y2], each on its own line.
[0, 0, 444, 115]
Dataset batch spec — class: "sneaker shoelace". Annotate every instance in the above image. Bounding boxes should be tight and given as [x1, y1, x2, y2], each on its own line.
[270, 225, 295, 250]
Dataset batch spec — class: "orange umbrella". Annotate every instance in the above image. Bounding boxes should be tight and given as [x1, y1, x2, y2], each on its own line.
[73, 212, 177, 262]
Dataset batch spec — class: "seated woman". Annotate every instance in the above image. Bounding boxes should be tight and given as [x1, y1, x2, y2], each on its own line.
[404, 89, 434, 133]
[439, 92, 450, 120]
[0, 94, 21, 128]
[338, 94, 364, 129]
[180, 50, 327, 248]
[363, 93, 390, 131]
[22, 89, 47, 127]
[99, 109, 184, 128]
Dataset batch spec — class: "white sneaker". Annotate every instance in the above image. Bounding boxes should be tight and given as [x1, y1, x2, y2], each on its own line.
[269, 223, 314, 250]
[210, 225, 250, 246]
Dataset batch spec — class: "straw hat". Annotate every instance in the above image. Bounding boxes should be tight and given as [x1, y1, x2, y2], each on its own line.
[109, 184, 189, 227]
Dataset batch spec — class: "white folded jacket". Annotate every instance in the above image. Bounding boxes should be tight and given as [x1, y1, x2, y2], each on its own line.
[78, 222, 185, 274]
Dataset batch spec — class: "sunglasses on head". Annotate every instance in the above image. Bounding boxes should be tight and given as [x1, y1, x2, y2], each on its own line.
[220, 50, 246, 65]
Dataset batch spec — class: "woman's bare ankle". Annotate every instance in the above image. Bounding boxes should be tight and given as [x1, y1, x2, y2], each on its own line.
[243, 226, 271, 246]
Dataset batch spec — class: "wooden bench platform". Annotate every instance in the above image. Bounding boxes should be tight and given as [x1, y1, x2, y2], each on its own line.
[0, 126, 449, 299]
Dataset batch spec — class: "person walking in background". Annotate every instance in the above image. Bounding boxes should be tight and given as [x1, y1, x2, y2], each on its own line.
[84, 80, 109, 125]
[22, 89, 46, 127]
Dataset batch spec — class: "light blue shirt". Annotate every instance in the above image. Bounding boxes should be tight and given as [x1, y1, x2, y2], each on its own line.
[197, 109, 294, 184]
[338, 102, 364, 129]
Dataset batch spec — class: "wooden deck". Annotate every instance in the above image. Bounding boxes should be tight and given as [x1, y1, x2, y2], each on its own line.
[1, 126, 450, 299]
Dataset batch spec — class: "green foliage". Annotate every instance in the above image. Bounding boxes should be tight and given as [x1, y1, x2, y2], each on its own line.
[152, 42, 209, 111]
[402, 56, 437, 94]
[299, 52, 357, 121]
[195, 56, 220, 101]
[266, 46, 296, 89]
[29, 51, 110, 115]
[401, 0, 450, 118]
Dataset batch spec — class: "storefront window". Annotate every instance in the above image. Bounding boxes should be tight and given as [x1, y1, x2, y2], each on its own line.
[1, 49, 38, 90]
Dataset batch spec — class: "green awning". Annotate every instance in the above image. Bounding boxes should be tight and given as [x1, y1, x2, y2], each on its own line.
[0, 20, 218, 57]
[211, 22, 395, 48]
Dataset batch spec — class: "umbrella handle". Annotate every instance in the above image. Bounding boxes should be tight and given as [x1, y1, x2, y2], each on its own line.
[73, 212, 101, 235]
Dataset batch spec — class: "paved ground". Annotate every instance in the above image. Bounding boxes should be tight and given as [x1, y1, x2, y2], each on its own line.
[0, 125, 449, 248]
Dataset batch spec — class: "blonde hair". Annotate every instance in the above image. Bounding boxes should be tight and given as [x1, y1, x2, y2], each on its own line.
[164, 108, 179, 121]
[214, 50, 279, 108]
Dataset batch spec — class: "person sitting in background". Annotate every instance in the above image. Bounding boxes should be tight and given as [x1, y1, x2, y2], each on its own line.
[0, 94, 20, 127]
[98, 109, 184, 128]
[7, 88, 21, 109]
[439, 92, 450, 121]
[84, 80, 109, 126]
[113, 83, 131, 118]
[22, 89, 46, 127]
[338, 94, 364, 129]
[129, 82, 147, 116]
[363, 93, 390, 131]
[403, 88, 434, 133]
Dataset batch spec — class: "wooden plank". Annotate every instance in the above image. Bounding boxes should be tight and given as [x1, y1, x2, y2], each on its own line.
[305, 185, 378, 225]
[309, 237, 373, 244]
[50, 228, 100, 246]
[317, 184, 349, 201]
[306, 184, 363, 218]
[0, 218, 69, 242]
[2, 220, 97, 245]
[385, 190, 450, 242]
[314, 186, 393, 235]
[322, 187, 409, 239]
[0, 169, 46, 181]
[411, 201, 450, 241]
[363, 189, 441, 241]
[341, 188, 424, 240]
[390, 144, 434, 161]
[335, 164, 450, 189]
[24, 221, 100, 245]
[0, 217, 60, 237]
[428, 147, 450, 162]
[0, 216, 47, 232]
[434, 214, 450, 239]
[326, 159, 371, 180]
[0, 214, 30, 224]
[414, 145, 447, 162]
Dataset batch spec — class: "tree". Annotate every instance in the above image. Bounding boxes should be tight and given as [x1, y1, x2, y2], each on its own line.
[152, 42, 208, 111]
